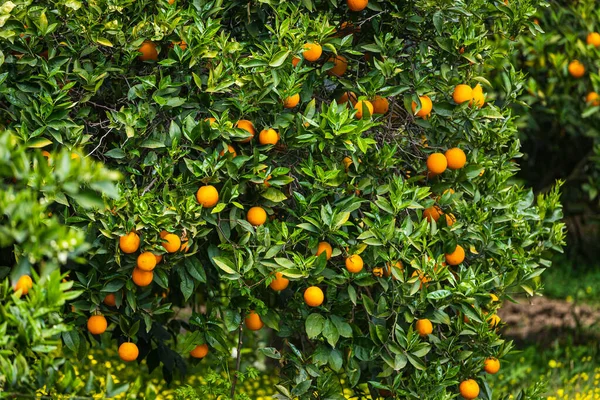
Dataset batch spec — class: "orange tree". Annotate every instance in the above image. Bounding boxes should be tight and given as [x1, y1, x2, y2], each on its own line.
[0, 0, 565, 398]
[491, 0, 600, 252]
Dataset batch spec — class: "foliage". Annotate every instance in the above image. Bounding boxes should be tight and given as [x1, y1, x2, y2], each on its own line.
[0, 0, 566, 398]
[541, 257, 600, 303]
[491, 0, 600, 251]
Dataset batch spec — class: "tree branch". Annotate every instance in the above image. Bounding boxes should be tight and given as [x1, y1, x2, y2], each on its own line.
[230, 322, 244, 399]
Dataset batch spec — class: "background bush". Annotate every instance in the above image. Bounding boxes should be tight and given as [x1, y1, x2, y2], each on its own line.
[0, 0, 566, 398]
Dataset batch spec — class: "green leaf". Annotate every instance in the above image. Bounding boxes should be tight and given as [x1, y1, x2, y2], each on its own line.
[269, 50, 290, 67]
[322, 319, 340, 348]
[305, 313, 325, 339]
[262, 188, 287, 202]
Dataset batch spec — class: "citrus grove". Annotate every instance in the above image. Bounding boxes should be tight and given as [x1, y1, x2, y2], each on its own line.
[0, 0, 565, 398]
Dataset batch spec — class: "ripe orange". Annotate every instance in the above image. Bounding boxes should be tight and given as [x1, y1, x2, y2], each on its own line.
[236, 120, 255, 143]
[412, 270, 431, 288]
[205, 117, 216, 126]
[445, 148, 467, 170]
[453, 84, 473, 104]
[219, 144, 237, 157]
[137, 251, 157, 271]
[14, 275, 33, 295]
[180, 239, 190, 253]
[423, 206, 443, 222]
[427, 153, 447, 174]
[342, 156, 353, 171]
[484, 357, 500, 374]
[302, 43, 322, 62]
[87, 315, 108, 335]
[587, 32, 600, 48]
[190, 344, 209, 358]
[304, 286, 324, 307]
[385, 261, 403, 278]
[338, 91, 358, 106]
[445, 213, 456, 227]
[459, 379, 480, 400]
[316, 242, 333, 260]
[471, 84, 485, 108]
[283, 93, 300, 108]
[445, 244, 465, 265]
[132, 268, 154, 287]
[119, 232, 140, 254]
[568, 60, 585, 78]
[354, 100, 374, 119]
[138, 41, 158, 61]
[162, 233, 181, 253]
[155, 253, 163, 264]
[371, 96, 389, 114]
[168, 0, 175, 4]
[173, 40, 187, 50]
[104, 293, 117, 307]
[247, 206, 267, 226]
[292, 56, 301, 67]
[327, 55, 348, 77]
[196, 185, 219, 208]
[347, 0, 368, 12]
[345, 254, 364, 273]
[415, 319, 433, 336]
[245, 310, 264, 331]
[411, 95, 433, 118]
[269, 272, 290, 291]
[586, 92, 600, 106]
[259, 128, 279, 145]
[118, 342, 139, 362]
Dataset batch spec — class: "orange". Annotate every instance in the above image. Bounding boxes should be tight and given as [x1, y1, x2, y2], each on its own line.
[247, 206, 267, 226]
[205, 117, 216, 125]
[190, 344, 209, 358]
[385, 261, 403, 278]
[459, 379, 480, 400]
[347, 0, 368, 12]
[14, 275, 33, 295]
[137, 251, 157, 271]
[423, 206, 443, 222]
[118, 342, 139, 362]
[316, 242, 333, 260]
[302, 43, 322, 62]
[283, 93, 300, 108]
[173, 40, 187, 50]
[345, 254, 364, 273]
[42, 150, 51, 160]
[445, 148, 467, 170]
[180, 239, 190, 253]
[568, 60, 585, 78]
[104, 293, 117, 307]
[304, 286, 324, 307]
[155, 253, 163, 264]
[259, 128, 279, 145]
[488, 314, 501, 329]
[587, 32, 600, 48]
[87, 315, 108, 335]
[168, 0, 175, 3]
[484, 357, 500, 374]
[327, 55, 348, 77]
[415, 319, 433, 336]
[490, 293, 499, 302]
[292, 56, 301, 67]
[338, 91, 358, 106]
[445, 213, 456, 226]
[245, 310, 264, 331]
[371, 96, 389, 114]
[196, 185, 219, 208]
[453, 84, 473, 104]
[269, 272, 290, 291]
[219, 144, 237, 157]
[160, 231, 169, 239]
[411, 95, 433, 118]
[236, 120, 255, 143]
[132, 268, 154, 287]
[354, 100, 373, 119]
[162, 233, 181, 253]
[427, 153, 447, 174]
[119, 232, 140, 254]
[445, 244, 465, 265]
[471, 84, 485, 108]
[138, 41, 158, 61]
[412, 270, 431, 288]
[586, 92, 600, 106]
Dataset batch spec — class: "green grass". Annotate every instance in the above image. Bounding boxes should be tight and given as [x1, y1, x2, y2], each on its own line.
[542, 258, 600, 303]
